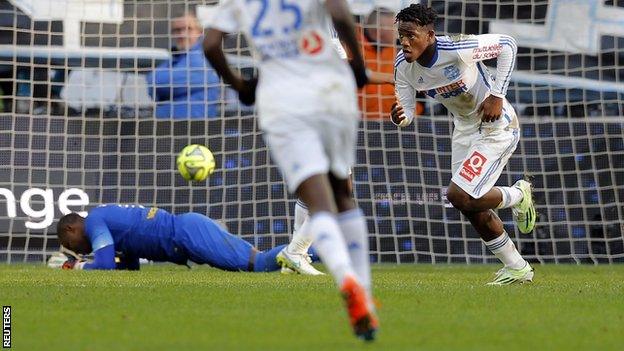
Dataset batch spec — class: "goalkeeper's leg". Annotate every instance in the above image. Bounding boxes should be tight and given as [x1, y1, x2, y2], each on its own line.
[176, 213, 284, 272]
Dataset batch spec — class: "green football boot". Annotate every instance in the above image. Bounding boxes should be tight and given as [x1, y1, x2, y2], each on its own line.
[513, 179, 537, 234]
[487, 263, 534, 286]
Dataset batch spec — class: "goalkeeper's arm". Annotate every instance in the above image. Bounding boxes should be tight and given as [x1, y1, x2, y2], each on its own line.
[63, 245, 116, 270]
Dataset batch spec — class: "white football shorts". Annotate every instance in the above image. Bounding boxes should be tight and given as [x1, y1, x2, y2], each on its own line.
[261, 114, 359, 193]
[451, 124, 520, 199]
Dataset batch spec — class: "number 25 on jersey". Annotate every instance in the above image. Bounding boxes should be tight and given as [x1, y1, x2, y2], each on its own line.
[248, 0, 302, 37]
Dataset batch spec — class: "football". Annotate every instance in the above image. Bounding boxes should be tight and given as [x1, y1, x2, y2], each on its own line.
[176, 144, 216, 182]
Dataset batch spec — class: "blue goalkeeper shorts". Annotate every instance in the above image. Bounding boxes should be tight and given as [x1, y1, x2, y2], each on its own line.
[174, 213, 254, 271]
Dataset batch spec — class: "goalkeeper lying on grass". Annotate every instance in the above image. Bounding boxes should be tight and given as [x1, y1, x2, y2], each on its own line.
[52, 204, 289, 272]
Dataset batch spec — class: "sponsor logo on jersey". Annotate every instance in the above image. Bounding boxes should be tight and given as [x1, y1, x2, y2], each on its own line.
[443, 65, 461, 80]
[459, 151, 487, 182]
[299, 30, 323, 55]
[257, 39, 300, 60]
[471, 44, 503, 60]
[428, 79, 468, 98]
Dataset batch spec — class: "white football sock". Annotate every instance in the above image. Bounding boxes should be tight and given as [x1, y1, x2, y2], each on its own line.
[286, 199, 312, 254]
[338, 208, 371, 293]
[310, 212, 355, 285]
[484, 231, 527, 269]
[495, 186, 524, 209]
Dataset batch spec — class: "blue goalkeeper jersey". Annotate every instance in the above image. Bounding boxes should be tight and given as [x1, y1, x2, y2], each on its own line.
[79, 204, 284, 272]
[84, 204, 186, 266]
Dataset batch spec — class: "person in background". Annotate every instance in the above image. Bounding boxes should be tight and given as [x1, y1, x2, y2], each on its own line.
[359, 7, 423, 119]
[147, 12, 221, 119]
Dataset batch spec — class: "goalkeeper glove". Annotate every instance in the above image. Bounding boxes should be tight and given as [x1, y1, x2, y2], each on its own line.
[47, 252, 68, 269]
[62, 257, 77, 270]
[49, 246, 88, 269]
[61, 258, 86, 270]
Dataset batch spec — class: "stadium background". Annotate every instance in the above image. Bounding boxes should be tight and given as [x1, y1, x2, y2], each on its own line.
[0, 0, 623, 264]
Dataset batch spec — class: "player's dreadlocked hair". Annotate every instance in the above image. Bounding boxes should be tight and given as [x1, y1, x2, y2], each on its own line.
[56, 212, 83, 238]
[395, 3, 437, 26]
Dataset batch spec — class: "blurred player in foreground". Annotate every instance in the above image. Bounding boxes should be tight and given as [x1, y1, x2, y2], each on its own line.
[53, 204, 285, 272]
[276, 20, 394, 277]
[203, 0, 377, 341]
[391, 4, 536, 285]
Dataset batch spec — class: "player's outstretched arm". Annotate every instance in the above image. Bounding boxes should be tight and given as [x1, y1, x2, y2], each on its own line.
[203, 29, 257, 106]
[203, 0, 256, 105]
[61, 245, 116, 270]
[331, 37, 391, 85]
[368, 71, 394, 85]
[80, 245, 116, 270]
[203, 29, 240, 91]
[326, 0, 368, 88]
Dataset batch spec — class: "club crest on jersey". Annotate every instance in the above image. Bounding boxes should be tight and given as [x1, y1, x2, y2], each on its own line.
[443, 65, 461, 81]
[299, 30, 323, 55]
[459, 151, 487, 182]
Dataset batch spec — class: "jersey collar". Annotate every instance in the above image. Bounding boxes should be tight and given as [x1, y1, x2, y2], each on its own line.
[424, 39, 439, 68]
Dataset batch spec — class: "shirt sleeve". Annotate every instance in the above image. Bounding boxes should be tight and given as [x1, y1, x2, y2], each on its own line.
[208, 0, 240, 34]
[393, 56, 417, 125]
[83, 244, 116, 270]
[456, 34, 517, 98]
[84, 212, 115, 252]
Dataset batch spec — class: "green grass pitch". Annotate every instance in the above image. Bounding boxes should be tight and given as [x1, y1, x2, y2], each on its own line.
[1, 264, 622, 350]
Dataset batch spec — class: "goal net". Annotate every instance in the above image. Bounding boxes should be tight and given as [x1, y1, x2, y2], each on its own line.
[0, 0, 622, 264]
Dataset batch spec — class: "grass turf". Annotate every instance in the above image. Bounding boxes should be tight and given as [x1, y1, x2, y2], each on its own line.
[1, 264, 622, 351]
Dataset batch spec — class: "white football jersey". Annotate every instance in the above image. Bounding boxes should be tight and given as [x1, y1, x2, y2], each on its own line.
[210, 0, 357, 122]
[395, 34, 518, 132]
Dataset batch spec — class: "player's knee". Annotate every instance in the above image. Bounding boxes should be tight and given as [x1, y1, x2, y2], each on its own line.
[447, 186, 471, 212]
[296, 175, 337, 213]
[329, 175, 354, 212]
